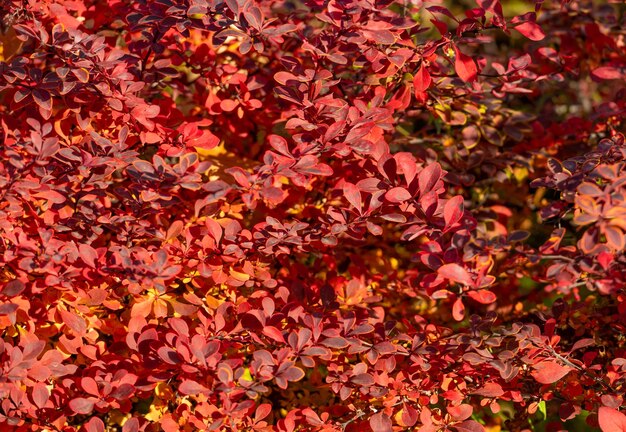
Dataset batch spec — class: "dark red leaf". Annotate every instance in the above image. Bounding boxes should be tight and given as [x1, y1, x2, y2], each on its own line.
[2, 280, 25, 297]
[419, 163, 443, 196]
[444, 196, 464, 228]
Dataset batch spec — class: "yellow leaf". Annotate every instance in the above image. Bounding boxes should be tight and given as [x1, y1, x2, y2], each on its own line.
[230, 270, 250, 282]
[240, 367, 253, 382]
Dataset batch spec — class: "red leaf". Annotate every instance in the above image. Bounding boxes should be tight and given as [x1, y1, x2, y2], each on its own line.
[32, 89, 52, 111]
[262, 325, 285, 343]
[419, 163, 443, 196]
[453, 420, 486, 432]
[448, 404, 473, 421]
[467, 290, 497, 304]
[69, 397, 94, 415]
[59, 309, 87, 334]
[122, 418, 140, 432]
[413, 64, 432, 102]
[84, 417, 105, 432]
[255, 404, 272, 421]
[32, 383, 49, 409]
[599, 407, 626, 432]
[400, 405, 418, 427]
[2, 280, 25, 297]
[166, 221, 184, 241]
[385, 187, 412, 203]
[531, 361, 572, 384]
[473, 382, 504, 397]
[220, 99, 239, 112]
[351, 373, 375, 386]
[462, 125, 480, 149]
[78, 244, 98, 268]
[444, 196, 464, 228]
[321, 337, 349, 349]
[514, 21, 545, 41]
[369, 412, 392, 432]
[343, 182, 362, 211]
[282, 366, 305, 382]
[592, 66, 622, 80]
[81, 377, 99, 396]
[453, 45, 478, 83]
[438, 263, 473, 285]
[178, 380, 210, 395]
[452, 297, 466, 321]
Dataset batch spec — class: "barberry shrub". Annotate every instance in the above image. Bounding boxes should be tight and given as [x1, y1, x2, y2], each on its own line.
[0, 0, 625, 431]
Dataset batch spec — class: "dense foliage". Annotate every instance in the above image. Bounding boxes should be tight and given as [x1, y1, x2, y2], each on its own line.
[0, 0, 625, 430]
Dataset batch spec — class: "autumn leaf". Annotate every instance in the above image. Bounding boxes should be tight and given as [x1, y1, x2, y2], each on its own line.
[599, 407, 626, 432]
[531, 361, 572, 384]
[453, 45, 478, 82]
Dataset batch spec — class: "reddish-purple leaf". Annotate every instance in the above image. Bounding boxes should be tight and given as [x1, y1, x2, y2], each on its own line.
[444, 196, 464, 228]
[462, 125, 480, 149]
[321, 337, 349, 349]
[514, 21, 545, 41]
[32, 89, 52, 111]
[369, 412, 392, 432]
[419, 163, 443, 196]
[351, 373, 375, 386]
[0, 303, 19, 314]
[69, 397, 94, 415]
[2, 280, 25, 297]
[78, 244, 98, 268]
[282, 366, 305, 382]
